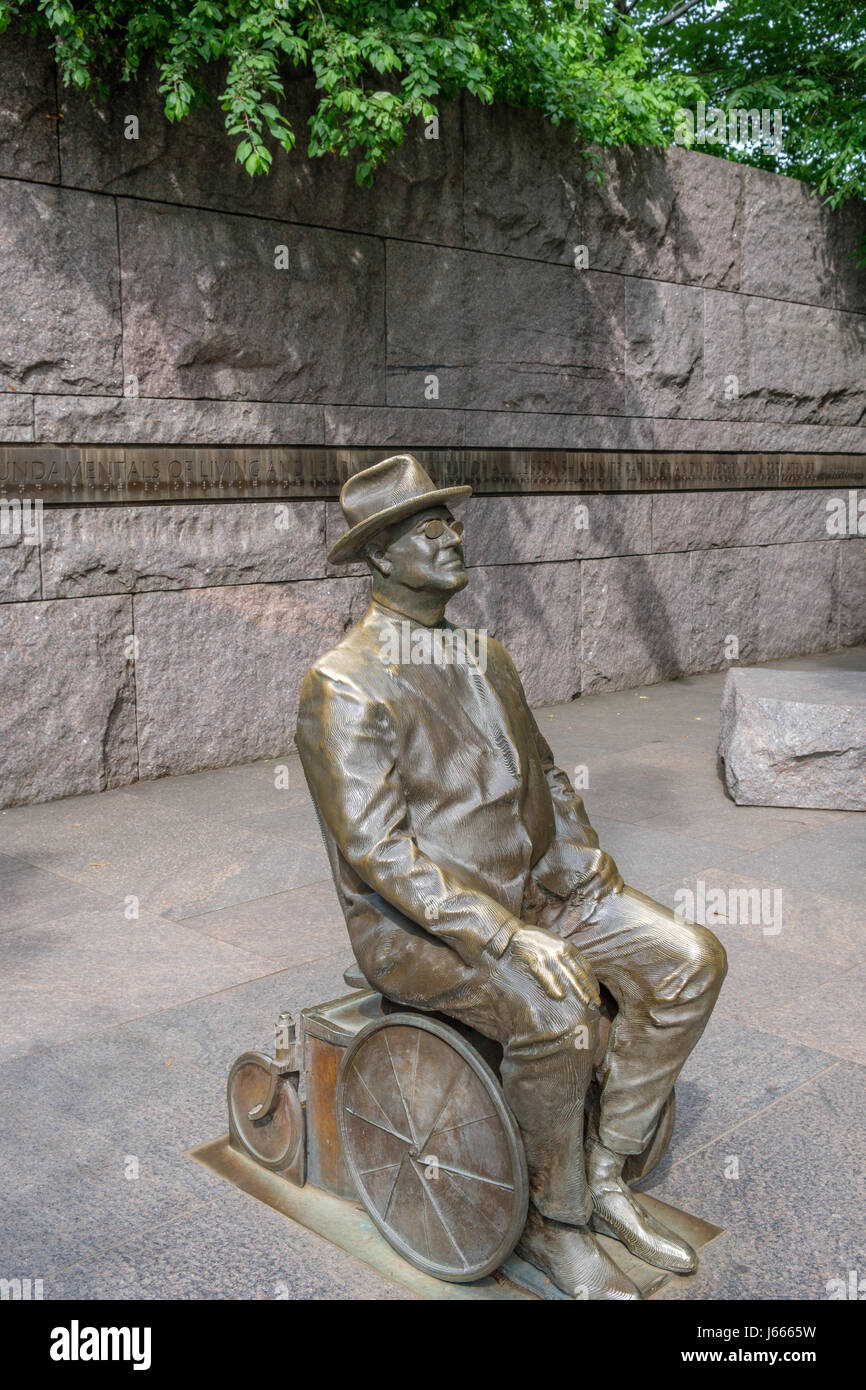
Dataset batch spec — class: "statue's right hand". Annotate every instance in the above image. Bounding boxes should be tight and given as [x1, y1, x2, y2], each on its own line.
[507, 926, 600, 1007]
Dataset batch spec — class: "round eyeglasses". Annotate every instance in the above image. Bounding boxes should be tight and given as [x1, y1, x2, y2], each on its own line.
[418, 517, 464, 541]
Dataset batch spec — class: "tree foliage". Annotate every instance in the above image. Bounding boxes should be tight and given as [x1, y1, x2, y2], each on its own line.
[634, 0, 866, 211]
[0, 0, 703, 181]
[0, 0, 863, 231]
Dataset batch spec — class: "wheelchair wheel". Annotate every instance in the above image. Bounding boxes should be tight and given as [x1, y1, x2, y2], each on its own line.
[337, 1013, 529, 1283]
[227, 1051, 305, 1175]
[584, 1079, 676, 1183]
[623, 1088, 676, 1183]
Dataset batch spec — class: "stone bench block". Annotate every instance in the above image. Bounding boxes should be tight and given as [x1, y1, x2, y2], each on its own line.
[719, 667, 866, 809]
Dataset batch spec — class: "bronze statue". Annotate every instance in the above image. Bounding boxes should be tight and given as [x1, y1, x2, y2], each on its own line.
[295, 455, 727, 1300]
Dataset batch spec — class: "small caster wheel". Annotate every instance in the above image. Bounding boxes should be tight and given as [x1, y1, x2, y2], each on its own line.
[227, 1050, 305, 1181]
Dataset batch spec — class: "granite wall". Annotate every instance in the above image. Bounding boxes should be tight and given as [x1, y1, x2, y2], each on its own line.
[1, 29, 865, 806]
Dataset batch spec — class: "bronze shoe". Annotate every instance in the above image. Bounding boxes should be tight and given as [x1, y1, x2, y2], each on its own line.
[515, 1205, 642, 1300]
[590, 1182, 698, 1274]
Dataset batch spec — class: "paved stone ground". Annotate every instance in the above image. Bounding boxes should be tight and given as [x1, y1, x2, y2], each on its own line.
[1, 648, 863, 1302]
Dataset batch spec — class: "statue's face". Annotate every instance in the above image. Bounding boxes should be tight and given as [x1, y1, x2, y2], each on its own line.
[378, 504, 468, 595]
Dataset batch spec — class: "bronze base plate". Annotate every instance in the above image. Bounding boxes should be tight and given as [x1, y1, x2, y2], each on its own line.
[188, 1135, 722, 1300]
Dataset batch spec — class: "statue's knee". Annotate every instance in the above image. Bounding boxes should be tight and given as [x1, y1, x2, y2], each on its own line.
[683, 923, 728, 994]
[700, 926, 728, 986]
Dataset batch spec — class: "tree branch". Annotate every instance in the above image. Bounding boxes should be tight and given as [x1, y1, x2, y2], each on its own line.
[658, 0, 707, 26]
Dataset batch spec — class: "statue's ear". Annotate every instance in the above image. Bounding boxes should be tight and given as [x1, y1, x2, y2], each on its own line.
[365, 539, 392, 577]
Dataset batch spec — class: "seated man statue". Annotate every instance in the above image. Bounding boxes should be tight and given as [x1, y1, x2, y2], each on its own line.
[296, 454, 727, 1301]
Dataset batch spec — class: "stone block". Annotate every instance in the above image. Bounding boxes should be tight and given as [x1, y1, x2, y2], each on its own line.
[0, 183, 122, 393]
[837, 539, 866, 646]
[651, 492, 751, 552]
[462, 98, 585, 265]
[689, 547, 759, 671]
[0, 393, 34, 442]
[463, 494, 650, 565]
[625, 279, 706, 418]
[133, 578, 369, 778]
[831, 197, 866, 315]
[719, 667, 866, 809]
[582, 145, 742, 289]
[323, 405, 466, 448]
[461, 411, 655, 450]
[650, 416, 866, 454]
[0, 31, 59, 182]
[386, 242, 625, 414]
[118, 201, 384, 403]
[580, 552, 692, 693]
[756, 542, 837, 660]
[463, 102, 741, 290]
[746, 489, 841, 545]
[650, 489, 846, 553]
[741, 166, 838, 308]
[323, 502, 367, 579]
[40, 502, 327, 597]
[60, 66, 462, 244]
[448, 561, 580, 706]
[0, 597, 137, 808]
[702, 290, 866, 427]
[0, 523, 42, 602]
[34, 396, 323, 445]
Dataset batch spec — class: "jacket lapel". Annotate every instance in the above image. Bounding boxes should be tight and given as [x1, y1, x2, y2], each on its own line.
[365, 604, 522, 768]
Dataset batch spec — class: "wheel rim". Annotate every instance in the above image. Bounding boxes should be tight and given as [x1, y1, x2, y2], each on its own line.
[227, 1051, 304, 1172]
[337, 1014, 528, 1282]
[623, 1089, 676, 1183]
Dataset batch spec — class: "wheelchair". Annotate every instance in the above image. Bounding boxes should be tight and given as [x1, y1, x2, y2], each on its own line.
[226, 961, 676, 1285]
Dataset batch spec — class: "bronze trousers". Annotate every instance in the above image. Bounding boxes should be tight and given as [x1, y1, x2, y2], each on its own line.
[371, 883, 727, 1226]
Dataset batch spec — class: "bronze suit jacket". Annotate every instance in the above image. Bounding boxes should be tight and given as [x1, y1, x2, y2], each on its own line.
[295, 600, 601, 982]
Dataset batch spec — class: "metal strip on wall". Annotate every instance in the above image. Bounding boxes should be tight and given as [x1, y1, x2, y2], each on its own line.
[1, 445, 864, 503]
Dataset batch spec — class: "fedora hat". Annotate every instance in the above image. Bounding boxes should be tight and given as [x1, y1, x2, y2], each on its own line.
[327, 454, 471, 564]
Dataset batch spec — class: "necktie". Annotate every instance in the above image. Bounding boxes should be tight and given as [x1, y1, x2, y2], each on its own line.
[452, 637, 520, 784]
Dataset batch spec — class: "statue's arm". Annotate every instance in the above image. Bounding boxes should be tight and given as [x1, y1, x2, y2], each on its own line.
[296, 668, 520, 967]
[537, 730, 599, 848]
[518, 683, 598, 850]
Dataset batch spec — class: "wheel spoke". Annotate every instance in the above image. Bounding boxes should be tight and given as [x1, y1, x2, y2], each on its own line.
[408, 1028, 421, 1130]
[436, 1166, 508, 1235]
[344, 1106, 411, 1146]
[412, 1164, 468, 1268]
[431, 1112, 498, 1138]
[383, 1028, 418, 1145]
[434, 1160, 515, 1193]
[416, 1056, 467, 1154]
[350, 1062, 411, 1141]
[382, 1150, 411, 1223]
[357, 1160, 403, 1177]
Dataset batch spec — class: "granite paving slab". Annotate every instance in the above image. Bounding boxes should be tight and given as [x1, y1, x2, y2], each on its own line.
[0, 901, 269, 1060]
[640, 1061, 863, 1300]
[181, 878, 350, 966]
[43, 1180, 410, 1300]
[0, 788, 329, 919]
